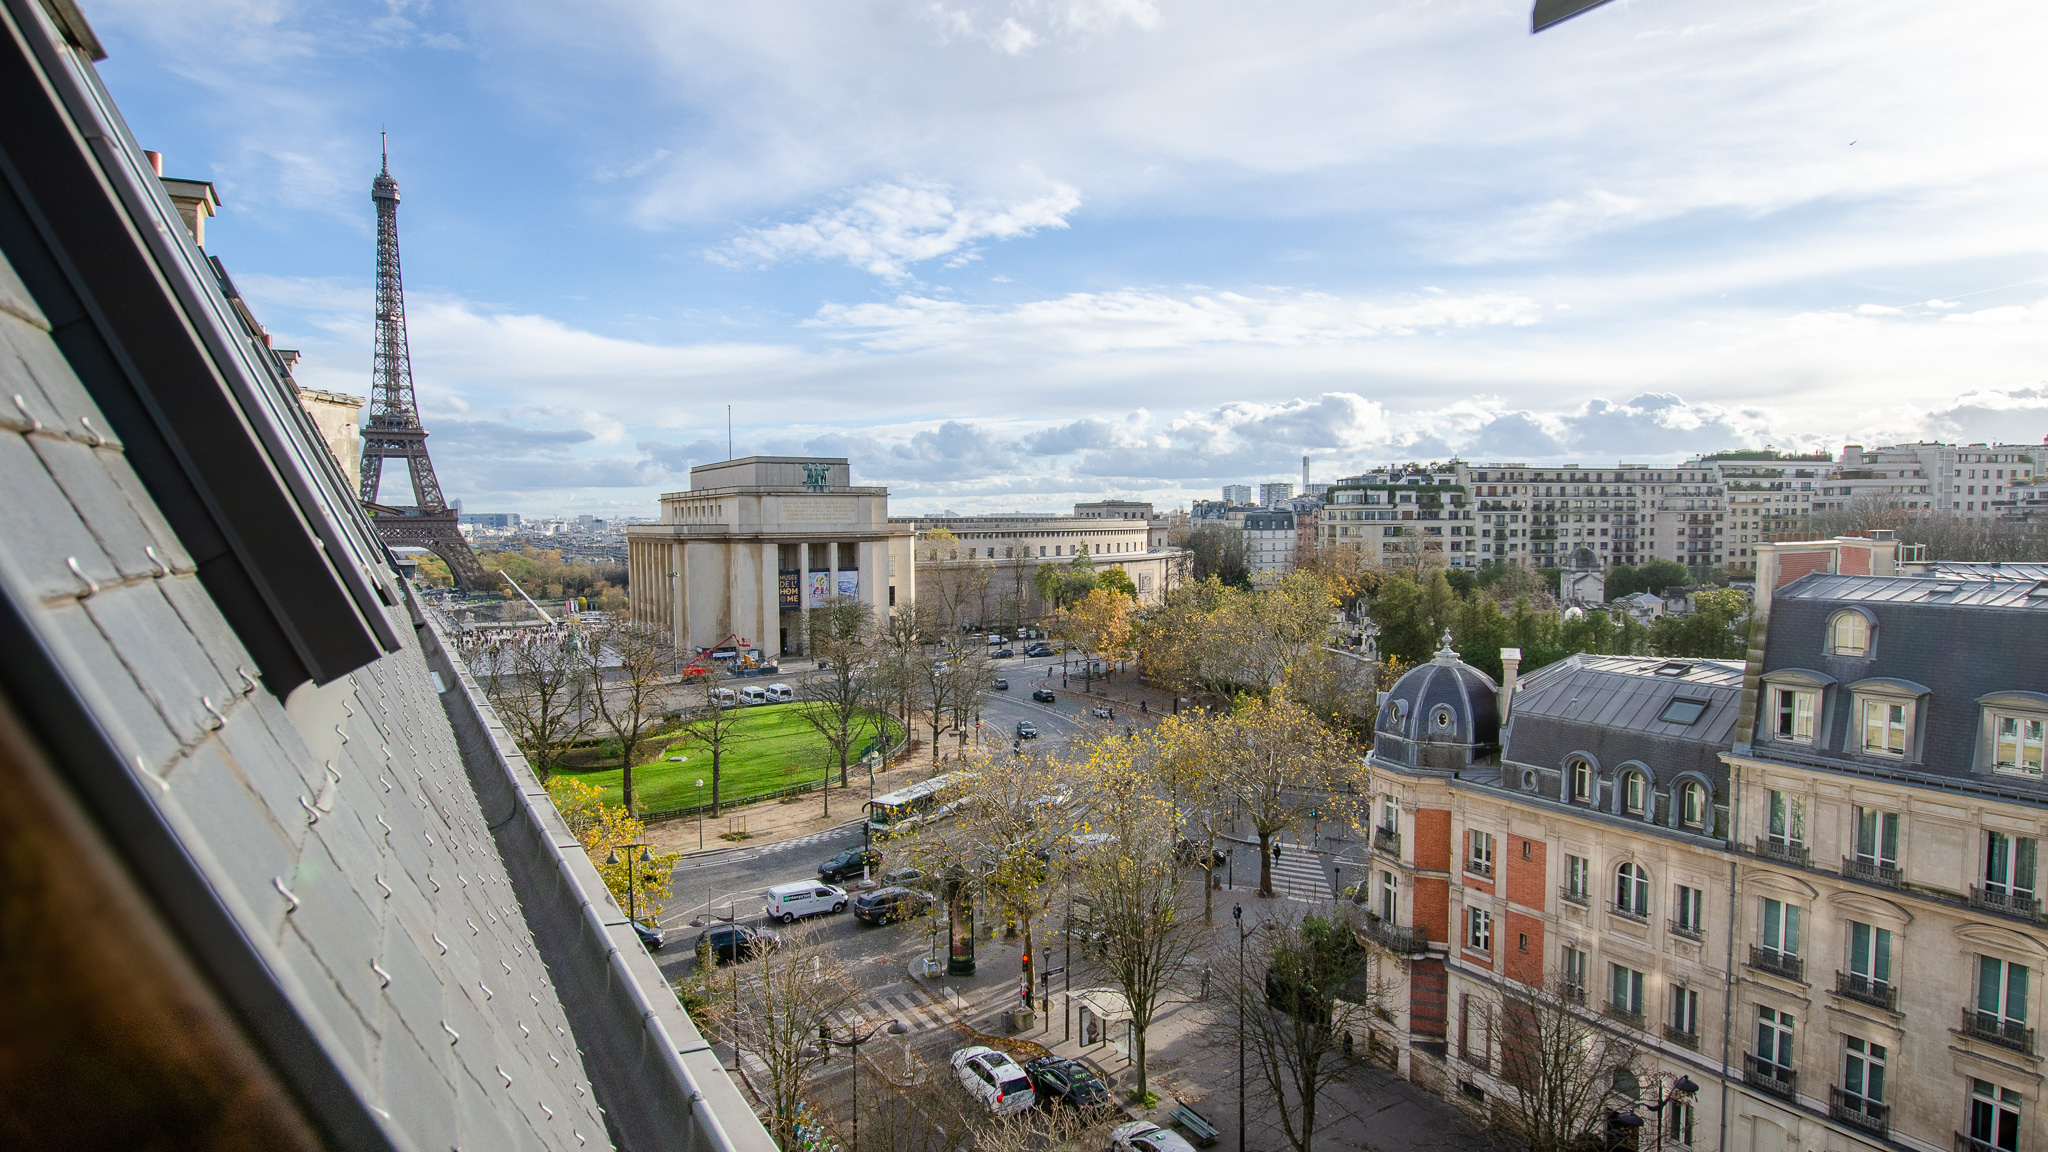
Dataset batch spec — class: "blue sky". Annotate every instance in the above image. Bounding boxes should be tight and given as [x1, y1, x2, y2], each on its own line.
[90, 0, 2048, 516]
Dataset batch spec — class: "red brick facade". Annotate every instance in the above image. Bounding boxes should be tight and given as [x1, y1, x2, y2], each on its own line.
[1413, 808, 1451, 871]
[1505, 835, 1546, 911]
[1504, 909, 1544, 987]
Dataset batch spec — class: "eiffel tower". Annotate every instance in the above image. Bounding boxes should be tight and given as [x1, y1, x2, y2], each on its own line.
[358, 139, 490, 592]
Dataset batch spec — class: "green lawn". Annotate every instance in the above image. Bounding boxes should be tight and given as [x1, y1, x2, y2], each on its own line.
[558, 704, 899, 813]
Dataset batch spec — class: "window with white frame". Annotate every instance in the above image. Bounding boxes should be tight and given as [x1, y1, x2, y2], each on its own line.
[1841, 1037, 1887, 1112]
[1615, 862, 1650, 918]
[1674, 885, 1704, 935]
[1563, 946, 1587, 994]
[1469, 830, 1495, 877]
[1671, 984, 1700, 1036]
[1680, 781, 1707, 829]
[1859, 696, 1911, 756]
[1609, 964, 1644, 1016]
[1570, 758, 1593, 802]
[1466, 907, 1492, 954]
[1377, 870, 1397, 921]
[1767, 790, 1806, 847]
[1976, 956, 2030, 1031]
[1853, 807, 1900, 868]
[1759, 897, 1801, 959]
[1379, 796, 1399, 832]
[1566, 854, 1590, 901]
[1969, 1079, 2023, 1152]
[1755, 1006, 1795, 1069]
[1666, 1099, 1695, 1146]
[1623, 771, 1646, 816]
[1986, 703, 2048, 776]
[1773, 686, 1817, 743]
[1984, 832, 2038, 902]
[1830, 611, 1869, 656]
[1847, 921, 1893, 991]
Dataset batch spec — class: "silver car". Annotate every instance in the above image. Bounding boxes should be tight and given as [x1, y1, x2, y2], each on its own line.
[950, 1045, 1035, 1115]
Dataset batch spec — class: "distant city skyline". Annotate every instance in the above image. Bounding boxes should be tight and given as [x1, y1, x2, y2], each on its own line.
[93, 0, 2048, 517]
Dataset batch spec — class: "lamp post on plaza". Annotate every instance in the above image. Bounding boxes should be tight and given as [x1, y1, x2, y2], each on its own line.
[803, 1018, 906, 1152]
[604, 841, 655, 926]
[695, 779, 705, 850]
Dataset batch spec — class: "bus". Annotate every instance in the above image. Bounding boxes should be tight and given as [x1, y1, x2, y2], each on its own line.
[865, 772, 969, 838]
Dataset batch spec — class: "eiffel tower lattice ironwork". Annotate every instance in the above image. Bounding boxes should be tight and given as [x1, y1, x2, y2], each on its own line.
[357, 140, 489, 592]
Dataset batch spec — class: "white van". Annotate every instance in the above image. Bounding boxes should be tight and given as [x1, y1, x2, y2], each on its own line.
[738, 685, 768, 706]
[762, 881, 848, 923]
[709, 687, 737, 707]
[987, 634, 1008, 646]
[765, 682, 793, 703]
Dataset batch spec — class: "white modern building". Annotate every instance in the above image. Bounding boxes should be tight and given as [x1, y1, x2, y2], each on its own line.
[1223, 484, 1253, 506]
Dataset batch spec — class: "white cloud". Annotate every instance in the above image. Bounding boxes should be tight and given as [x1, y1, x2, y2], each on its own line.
[715, 179, 1080, 280]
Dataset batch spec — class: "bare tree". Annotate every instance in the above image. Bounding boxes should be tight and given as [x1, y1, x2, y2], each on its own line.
[909, 639, 965, 766]
[709, 923, 855, 1149]
[680, 668, 750, 816]
[584, 612, 677, 814]
[471, 624, 592, 779]
[943, 646, 997, 757]
[1487, 979, 1642, 1152]
[1228, 909, 1377, 1152]
[799, 597, 880, 793]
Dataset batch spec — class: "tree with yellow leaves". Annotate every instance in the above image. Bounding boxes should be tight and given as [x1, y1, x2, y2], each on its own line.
[545, 776, 679, 924]
[1054, 585, 1136, 684]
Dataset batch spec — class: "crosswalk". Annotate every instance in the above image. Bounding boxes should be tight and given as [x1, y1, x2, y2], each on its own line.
[1263, 843, 1336, 902]
[727, 987, 956, 1086]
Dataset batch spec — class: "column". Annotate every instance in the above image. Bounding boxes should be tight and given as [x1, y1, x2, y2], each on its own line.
[797, 540, 811, 656]
[761, 541, 779, 658]
[670, 540, 686, 654]
[827, 540, 841, 612]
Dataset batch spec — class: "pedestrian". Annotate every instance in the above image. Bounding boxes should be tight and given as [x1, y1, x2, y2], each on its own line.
[1140, 699, 1147, 713]
[1272, 843, 1283, 865]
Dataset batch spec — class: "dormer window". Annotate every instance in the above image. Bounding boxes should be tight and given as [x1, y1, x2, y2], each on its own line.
[1774, 688, 1816, 743]
[1849, 678, 1927, 761]
[1680, 782, 1707, 829]
[1979, 693, 2048, 777]
[1570, 758, 1594, 803]
[1829, 611, 1870, 656]
[1433, 705, 1455, 731]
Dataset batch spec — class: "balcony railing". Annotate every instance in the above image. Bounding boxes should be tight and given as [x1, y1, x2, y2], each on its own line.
[1663, 1023, 1699, 1050]
[1560, 885, 1589, 908]
[1466, 858, 1494, 879]
[1562, 983, 1587, 1006]
[1754, 837, 1811, 867]
[1668, 919, 1704, 942]
[1834, 971, 1898, 1011]
[1960, 1009, 2037, 1055]
[1359, 914, 1430, 955]
[1842, 856, 1901, 887]
[1970, 886, 2042, 918]
[1828, 1088, 1890, 1138]
[1748, 945, 1805, 983]
[1372, 826, 1401, 856]
[1957, 1132, 2009, 1152]
[1602, 1002, 1645, 1030]
[1743, 1054, 1797, 1100]
[1611, 903, 1650, 925]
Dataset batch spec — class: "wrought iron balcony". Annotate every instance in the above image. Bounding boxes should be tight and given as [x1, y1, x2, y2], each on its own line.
[1960, 1009, 2037, 1055]
[1829, 1088, 1889, 1138]
[1753, 837, 1811, 867]
[1747, 945, 1805, 983]
[1560, 885, 1589, 908]
[1957, 1133, 2006, 1152]
[1842, 856, 1901, 887]
[1602, 1002, 1645, 1030]
[1668, 918, 1703, 942]
[1372, 826, 1401, 856]
[1742, 1054, 1796, 1100]
[1359, 914, 1430, 955]
[1562, 983, 1586, 1006]
[1610, 903, 1650, 925]
[1466, 858, 1494, 879]
[1970, 886, 2042, 918]
[1663, 1023, 1699, 1050]
[1834, 971, 1898, 1011]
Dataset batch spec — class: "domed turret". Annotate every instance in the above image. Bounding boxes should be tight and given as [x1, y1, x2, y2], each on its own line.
[1372, 631, 1501, 772]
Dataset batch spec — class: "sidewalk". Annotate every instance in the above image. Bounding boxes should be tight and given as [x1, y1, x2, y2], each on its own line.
[639, 743, 946, 855]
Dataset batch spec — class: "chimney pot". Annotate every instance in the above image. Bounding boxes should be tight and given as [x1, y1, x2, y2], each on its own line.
[144, 150, 163, 175]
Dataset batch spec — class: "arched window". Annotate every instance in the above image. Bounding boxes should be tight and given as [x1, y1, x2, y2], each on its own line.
[1680, 781, 1707, 829]
[1570, 759, 1594, 803]
[1830, 611, 1869, 657]
[1615, 862, 1650, 917]
[1623, 772, 1646, 816]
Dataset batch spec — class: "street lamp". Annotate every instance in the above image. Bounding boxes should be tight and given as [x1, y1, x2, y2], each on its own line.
[604, 842, 656, 926]
[1232, 903, 1262, 1152]
[1611, 1073, 1699, 1152]
[803, 1018, 907, 1151]
[695, 779, 705, 850]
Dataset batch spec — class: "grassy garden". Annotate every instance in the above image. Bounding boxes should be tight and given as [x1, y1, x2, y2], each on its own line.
[553, 704, 902, 813]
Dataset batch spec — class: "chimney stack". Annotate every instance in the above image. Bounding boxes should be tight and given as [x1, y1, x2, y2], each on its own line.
[144, 150, 163, 175]
[1499, 647, 1522, 719]
[150, 151, 220, 248]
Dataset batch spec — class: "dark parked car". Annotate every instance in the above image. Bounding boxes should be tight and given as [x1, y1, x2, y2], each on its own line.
[993, 678, 1010, 690]
[992, 648, 1015, 659]
[1023, 1056, 1109, 1109]
[854, 885, 936, 925]
[1025, 643, 1055, 657]
[1016, 721, 1038, 739]
[880, 866, 925, 888]
[1032, 688, 1056, 704]
[694, 923, 780, 965]
[632, 918, 665, 950]
[819, 846, 884, 882]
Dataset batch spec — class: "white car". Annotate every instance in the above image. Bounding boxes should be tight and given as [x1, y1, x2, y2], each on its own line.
[1108, 1121, 1201, 1152]
[761, 882, 847, 923]
[950, 1046, 1035, 1115]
